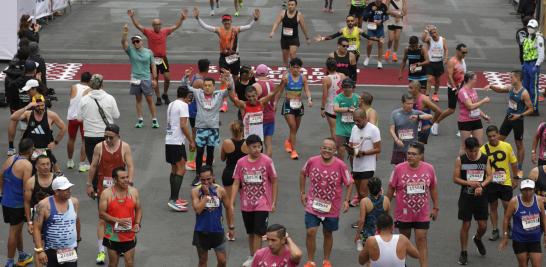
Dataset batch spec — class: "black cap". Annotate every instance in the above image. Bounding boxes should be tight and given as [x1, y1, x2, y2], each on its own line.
[341, 78, 355, 88]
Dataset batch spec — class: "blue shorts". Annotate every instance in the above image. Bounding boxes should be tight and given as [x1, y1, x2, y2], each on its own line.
[129, 79, 153, 96]
[195, 128, 220, 147]
[367, 26, 385, 38]
[263, 122, 275, 137]
[304, 212, 339, 232]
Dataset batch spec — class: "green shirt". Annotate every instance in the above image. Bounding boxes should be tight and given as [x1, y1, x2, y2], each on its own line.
[334, 93, 360, 137]
[126, 45, 153, 80]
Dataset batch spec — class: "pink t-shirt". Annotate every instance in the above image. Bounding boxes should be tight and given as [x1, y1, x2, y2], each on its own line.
[142, 28, 172, 57]
[233, 154, 277, 212]
[302, 156, 353, 218]
[457, 86, 481, 122]
[251, 246, 299, 267]
[537, 122, 546, 161]
[389, 161, 437, 223]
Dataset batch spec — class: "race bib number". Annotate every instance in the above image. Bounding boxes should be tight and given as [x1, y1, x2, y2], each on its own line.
[56, 248, 77, 263]
[31, 149, 47, 160]
[114, 218, 133, 232]
[341, 112, 354, 123]
[102, 177, 114, 188]
[289, 98, 302, 109]
[347, 44, 357, 51]
[467, 170, 484, 182]
[398, 129, 414, 140]
[367, 23, 377, 31]
[508, 99, 518, 110]
[522, 214, 540, 230]
[243, 173, 263, 183]
[205, 196, 220, 208]
[406, 182, 426, 194]
[312, 199, 332, 213]
[203, 98, 213, 109]
[154, 57, 164, 65]
[470, 108, 480, 118]
[282, 27, 294, 36]
[492, 171, 506, 183]
[225, 54, 239, 65]
[431, 48, 443, 59]
[130, 79, 141, 85]
[249, 114, 263, 124]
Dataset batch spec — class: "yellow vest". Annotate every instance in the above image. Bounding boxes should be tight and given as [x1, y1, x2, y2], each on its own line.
[523, 36, 538, 62]
[342, 27, 361, 55]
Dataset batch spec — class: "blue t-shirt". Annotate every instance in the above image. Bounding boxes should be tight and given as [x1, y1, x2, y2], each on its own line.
[126, 46, 153, 80]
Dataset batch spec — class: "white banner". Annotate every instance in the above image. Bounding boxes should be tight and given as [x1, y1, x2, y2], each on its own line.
[35, 0, 51, 19]
[52, 0, 68, 12]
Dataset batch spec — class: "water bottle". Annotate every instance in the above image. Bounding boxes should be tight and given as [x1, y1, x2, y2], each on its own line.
[356, 239, 363, 251]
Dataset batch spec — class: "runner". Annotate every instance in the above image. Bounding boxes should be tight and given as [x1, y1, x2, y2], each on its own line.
[299, 137, 353, 267]
[66, 72, 91, 172]
[386, 142, 439, 267]
[348, 0, 367, 28]
[399, 36, 429, 90]
[220, 121, 248, 207]
[363, 0, 389, 69]
[251, 224, 303, 267]
[10, 98, 66, 173]
[323, 0, 333, 13]
[421, 25, 448, 102]
[328, 37, 357, 82]
[86, 124, 135, 265]
[407, 81, 442, 144]
[480, 125, 519, 242]
[321, 58, 346, 140]
[1, 139, 34, 267]
[128, 8, 188, 105]
[280, 58, 312, 160]
[32, 176, 80, 267]
[333, 78, 360, 160]
[528, 165, 546, 207]
[209, 0, 220, 16]
[234, 66, 256, 120]
[359, 91, 378, 125]
[23, 155, 56, 237]
[531, 121, 546, 166]
[521, 19, 543, 116]
[354, 177, 390, 251]
[453, 137, 492, 265]
[165, 86, 195, 212]
[384, 0, 406, 62]
[431, 43, 467, 136]
[253, 64, 278, 157]
[191, 165, 235, 267]
[230, 134, 278, 267]
[485, 70, 533, 177]
[270, 0, 311, 66]
[99, 167, 142, 267]
[358, 213, 420, 266]
[234, 0, 244, 17]
[498, 179, 546, 267]
[389, 94, 432, 165]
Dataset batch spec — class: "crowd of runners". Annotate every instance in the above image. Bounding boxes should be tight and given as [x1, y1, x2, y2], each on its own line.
[2, 0, 546, 266]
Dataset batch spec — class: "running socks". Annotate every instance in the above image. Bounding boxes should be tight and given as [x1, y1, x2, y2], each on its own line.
[98, 239, 105, 252]
[8, 141, 13, 149]
[170, 173, 184, 200]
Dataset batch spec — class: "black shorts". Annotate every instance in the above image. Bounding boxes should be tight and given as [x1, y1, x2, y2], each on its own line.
[395, 221, 430, 230]
[352, 171, 374, 180]
[426, 61, 444, 77]
[242, 211, 269, 235]
[325, 112, 336, 119]
[189, 117, 196, 128]
[512, 240, 542, 254]
[156, 56, 170, 74]
[281, 37, 300, 50]
[539, 159, 546, 166]
[45, 249, 78, 267]
[2, 206, 25, 225]
[387, 25, 403, 31]
[418, 128, 431, 144]
[84, 136, 105, 163]
[349, 5, 365, 18]
[447, 87, 458, 109]
[165, 144, 187, 165]
[486, 183, 513, 203]
[281, 100, 304, 117]
[103, 238, 137, 255]
[458, 120, 483, 131]
[458, 194, 489, 221]
[499, 116, 524, 140]
[221, 166, 235, 186]
[219, 54, 241, 76]
[192, 231, 226, 251]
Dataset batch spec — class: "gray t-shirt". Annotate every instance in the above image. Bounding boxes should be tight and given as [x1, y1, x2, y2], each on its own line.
[182, 78, 228, 129]
[390, 108, 425, 152]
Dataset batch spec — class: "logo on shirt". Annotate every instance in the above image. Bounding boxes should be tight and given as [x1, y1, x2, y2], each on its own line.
[30, 125, 46, 135]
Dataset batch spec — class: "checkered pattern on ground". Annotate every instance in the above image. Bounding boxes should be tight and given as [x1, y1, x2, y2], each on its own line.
[483, 71, 546, 89]
[0, 63, 82, 81]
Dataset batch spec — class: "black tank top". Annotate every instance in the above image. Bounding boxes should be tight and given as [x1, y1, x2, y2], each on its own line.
[226, 139, 246, 168]
[536, 166, 546, 200]
[31, 174, 56, 207]
[407, 45, 426, 78]
[281, 10, 299, 39]
[23, 110, 53, 148]
[460, 153, 488, 196]
[334, 51, 351, 78]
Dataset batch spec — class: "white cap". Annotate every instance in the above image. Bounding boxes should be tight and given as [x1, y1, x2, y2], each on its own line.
[520, 179, 535, 190]
[528, 19, 539, 28]
[52, 176, 74, 190]
[20, 79, 39, 93]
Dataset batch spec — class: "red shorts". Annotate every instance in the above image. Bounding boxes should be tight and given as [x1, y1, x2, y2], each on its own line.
[68, 120, 84, 139]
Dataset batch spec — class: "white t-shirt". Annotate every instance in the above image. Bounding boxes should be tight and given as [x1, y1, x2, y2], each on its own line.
[349, 123, 381, 172]
[165, 99, 189, 145]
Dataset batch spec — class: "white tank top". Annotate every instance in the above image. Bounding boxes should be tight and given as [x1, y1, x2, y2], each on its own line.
[67, 83, 89, 120]
[325, 73, 342, 114]
[371, 234, 405, 267]
[387, 0, 405, 26]
[428, 36, 444, 62]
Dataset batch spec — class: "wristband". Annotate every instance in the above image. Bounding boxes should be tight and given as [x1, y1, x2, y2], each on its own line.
[228, 226, 235, 230]
[34, 247, 44, 253]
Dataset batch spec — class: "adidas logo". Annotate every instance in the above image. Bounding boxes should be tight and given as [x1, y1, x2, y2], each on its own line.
[30, 125, 46, 135]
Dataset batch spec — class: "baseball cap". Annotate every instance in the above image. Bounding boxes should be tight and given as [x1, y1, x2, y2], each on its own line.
[20, 79, 39, 92]
[24, 60, 39, 71]
[52, 176, 74, 190]
[131, 34, 143, 41]
[255, 64, 269, 76]
[528, 19, 539, 28]
[341, 78, 355, 88]
[222, 14, 232, 21]
[520, 179, 535, 189]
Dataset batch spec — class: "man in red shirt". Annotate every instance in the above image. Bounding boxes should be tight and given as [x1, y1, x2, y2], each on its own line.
[128, 9, 188, 106]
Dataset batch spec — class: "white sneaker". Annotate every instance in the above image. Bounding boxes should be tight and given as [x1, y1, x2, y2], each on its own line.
[78, 163, 89, 172]
[377, 61, 383, 69]
[210, 9, 215, 16]
[431, 123, 439, 136]
[66, 159, 75, 169]
[242, 256, 254, 267]
[363, 57, 370, 66]
[456, 131, 461, 137]
[6, 148, 16, 156]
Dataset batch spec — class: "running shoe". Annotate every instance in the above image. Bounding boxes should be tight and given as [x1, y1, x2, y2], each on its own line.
[431, 123, 439, 136]
[377, 61, 383, 69]
[226, 232, 235, 241]
[284, 139, 293, 153]
[162, 94, 171, 105]
[155, 97, 162, 106]
[539, 95, 545, 102]
[473, 235, 486, 255]
[210, 9, 215, 16]
[349, 193, 359, 207]
[456, 131, 460, 137]
[234, 11, 239, 17]
[322, 7, 328, 12]
[16, 252, 33, 267]
[322, 260, 333, 267]
[66, 159, 75, 169]
[168, 200, 188, 212]
[304, 261, 316, 267]
[6, 148, 16, 156]
[327, 9, 334, 13]
[488, 229, 499, 241]
[176, 199, 189, 206]
[351, 221, 359, 228]
[185, 160, 196, 171]
[192, 177, 201, 186]
[152, 120, 160, 129]
[432, 93, 439, 102]
[392, 53, 398, 62]
[457, 250, 468, 265]
[290, 150, 299, 160]
[78, 163, 89, 173]
[242, 256, 254, 267]
[96, 251, 106, 265]
[363, 57, 370, 66]
[220, 100, 228, 112]
[135, 119, 144, 128]
[384, 50, 391, 61]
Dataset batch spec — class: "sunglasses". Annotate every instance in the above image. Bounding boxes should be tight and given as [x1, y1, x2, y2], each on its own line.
[461, 51, 468, 55]
[340, 44, 349, 48]
[132, 40, 141, 44]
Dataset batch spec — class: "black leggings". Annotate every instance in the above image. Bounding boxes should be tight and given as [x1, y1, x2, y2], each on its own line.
[324, 0, 333, 9]
[196, 146, 215, 175]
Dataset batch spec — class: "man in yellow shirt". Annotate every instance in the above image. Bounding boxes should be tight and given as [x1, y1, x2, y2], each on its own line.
[480, 125, 519, 242]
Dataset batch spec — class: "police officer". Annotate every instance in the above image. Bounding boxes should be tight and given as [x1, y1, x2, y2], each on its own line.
[521, 19, 544, 116]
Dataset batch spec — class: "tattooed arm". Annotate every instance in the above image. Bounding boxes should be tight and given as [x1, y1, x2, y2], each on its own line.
[33, 198, 51, 265]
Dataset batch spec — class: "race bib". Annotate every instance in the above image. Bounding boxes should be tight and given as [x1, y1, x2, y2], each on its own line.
[289, 98, 302, 109]
[243, 173, 263, 183]
[467, 170, 484, 182]
[492, 171, 506, 183]
[341, 112, 354, 123]
[56, 248, 77, 263]
[249, 113, 263, 124]
[347, 44, 357, 51]
[470, 108, 480, 118]
[522, 214, 540, 230]
[367, 23, 377, 31]
[282, 27, 294, 36]
[114, 218, 133, 232]
[312, 199, 332, 213]
[205, 196, 220, 208]
[31, 149, 47, 160]
[102, 176, 114, 188]
[225, 54, 239, 65]
[398, 129, 414, 140]
[154, 57, 164, 65]
[130, 79, 141, 85]
[431, 48, 443, 59]
[508, 99, 518, 110]
[406, 182, 426, 194]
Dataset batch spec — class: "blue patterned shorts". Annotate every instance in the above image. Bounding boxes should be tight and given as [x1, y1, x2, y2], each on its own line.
[195, 128, 220, 147]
